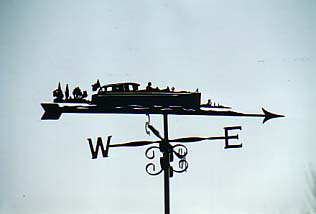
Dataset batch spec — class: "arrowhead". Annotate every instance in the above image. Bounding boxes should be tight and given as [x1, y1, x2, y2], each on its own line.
[262, 108, 284, 124]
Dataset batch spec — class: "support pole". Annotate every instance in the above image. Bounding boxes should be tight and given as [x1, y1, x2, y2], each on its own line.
[163, 114, 170, 214]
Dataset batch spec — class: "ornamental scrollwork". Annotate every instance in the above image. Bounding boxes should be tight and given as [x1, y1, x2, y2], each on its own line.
[171, 144, 189, 173]
[145, 146, 163, 176]
[145, 144, 189, 176]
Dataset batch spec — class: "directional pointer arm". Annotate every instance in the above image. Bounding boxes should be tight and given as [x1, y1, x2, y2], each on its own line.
[41, 103, 284, 123]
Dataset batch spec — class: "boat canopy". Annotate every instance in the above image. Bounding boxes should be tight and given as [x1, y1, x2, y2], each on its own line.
[99, 82, 140, 93]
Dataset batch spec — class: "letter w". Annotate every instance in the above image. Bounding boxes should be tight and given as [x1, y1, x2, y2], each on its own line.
[87, 136, 112, 159]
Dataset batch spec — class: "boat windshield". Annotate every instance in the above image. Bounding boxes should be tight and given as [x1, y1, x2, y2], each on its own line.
[98, 83, 139, 93]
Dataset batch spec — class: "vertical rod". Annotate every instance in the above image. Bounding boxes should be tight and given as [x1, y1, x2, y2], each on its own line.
[163, 114, 170, 214]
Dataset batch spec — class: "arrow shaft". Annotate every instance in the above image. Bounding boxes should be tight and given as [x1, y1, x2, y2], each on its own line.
[41, 103, 266, 119]
[109, 140, 159, 147]
[169, 135, 238, 143]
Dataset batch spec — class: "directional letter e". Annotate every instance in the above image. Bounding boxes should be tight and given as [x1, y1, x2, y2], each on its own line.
[87, 136, 112, 159]
[224, 126, 242, 149]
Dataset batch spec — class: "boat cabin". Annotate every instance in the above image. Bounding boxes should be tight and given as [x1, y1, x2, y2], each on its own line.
[91, 81, 201, 109]
[98, 82, 140, 94]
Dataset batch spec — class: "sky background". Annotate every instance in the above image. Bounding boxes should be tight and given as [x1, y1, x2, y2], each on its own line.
[1, 0, 316, 213]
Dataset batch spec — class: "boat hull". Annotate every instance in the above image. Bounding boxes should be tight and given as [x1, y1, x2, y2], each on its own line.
[91, 92, 201, 109]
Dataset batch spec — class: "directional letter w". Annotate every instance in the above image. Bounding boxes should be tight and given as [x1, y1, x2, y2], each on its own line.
[87, 136, 112, 159]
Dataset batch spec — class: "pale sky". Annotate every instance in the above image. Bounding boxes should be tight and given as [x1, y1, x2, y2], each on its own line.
[1, 0, 316, 214]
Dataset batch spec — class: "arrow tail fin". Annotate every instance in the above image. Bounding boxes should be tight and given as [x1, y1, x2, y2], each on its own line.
[41, 103, 61, 120]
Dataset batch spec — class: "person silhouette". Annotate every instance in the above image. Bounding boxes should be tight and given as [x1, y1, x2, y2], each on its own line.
[146, 82, 154, 91]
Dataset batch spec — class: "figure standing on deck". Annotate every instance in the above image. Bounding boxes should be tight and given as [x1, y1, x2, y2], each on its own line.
[146, 82, 154, 91]
[146, 82, 162, 92]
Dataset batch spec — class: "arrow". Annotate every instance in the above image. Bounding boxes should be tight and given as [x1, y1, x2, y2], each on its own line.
[41, 103, 284, 123]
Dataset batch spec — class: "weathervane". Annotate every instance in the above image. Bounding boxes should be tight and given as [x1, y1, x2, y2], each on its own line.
[41, 80, 284, 214]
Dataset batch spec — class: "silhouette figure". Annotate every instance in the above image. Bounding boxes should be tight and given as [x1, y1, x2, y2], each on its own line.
[92, 80, 101, 92]
[146, 82, 154, 91]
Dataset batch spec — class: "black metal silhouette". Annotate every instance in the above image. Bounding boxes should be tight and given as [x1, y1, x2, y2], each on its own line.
[92, 80, 101, 91]
[41, 103, 283, 123]
[45, 81, 283, 122]
[41, 81, 285, 214]
[52, 83, 89, 104]
[84, 119, 247, 214]
[65, 84, 70, 100]
[52, 82, 64, 102]
[145, 143, 188, 176]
